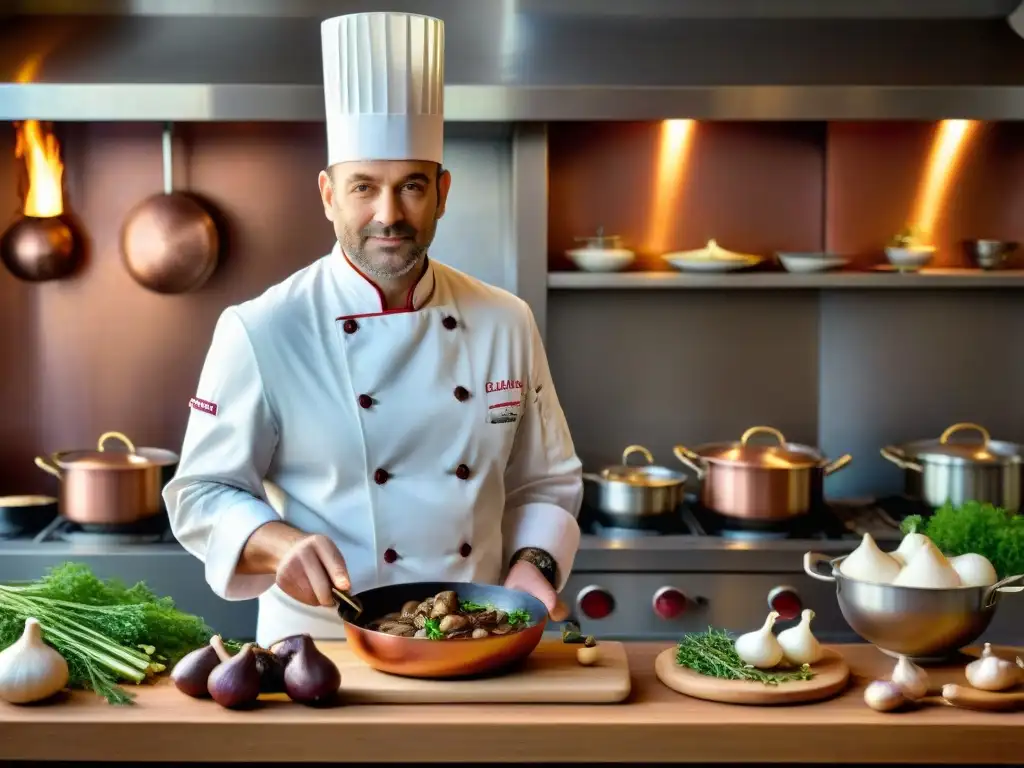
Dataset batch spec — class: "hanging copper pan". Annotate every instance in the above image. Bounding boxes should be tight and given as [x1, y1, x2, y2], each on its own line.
[119, 122, 219, 294]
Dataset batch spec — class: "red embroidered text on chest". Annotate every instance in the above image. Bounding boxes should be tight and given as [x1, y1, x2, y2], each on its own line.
[189, 397, 218, 416]
[485, 379, 522, 393]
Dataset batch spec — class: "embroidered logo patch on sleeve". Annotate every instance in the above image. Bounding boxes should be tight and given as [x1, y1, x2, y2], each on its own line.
[189, 397, 218, 416]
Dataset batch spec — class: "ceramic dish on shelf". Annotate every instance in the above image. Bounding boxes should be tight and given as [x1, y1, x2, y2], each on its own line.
[566, 228, 635, 272]
[884, 245, 935, 272]
[777, 252, 849, 273]
[663, 239, 763, 273]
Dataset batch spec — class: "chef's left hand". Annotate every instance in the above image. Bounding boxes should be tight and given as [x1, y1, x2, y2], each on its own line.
[504, 559, 569, 621]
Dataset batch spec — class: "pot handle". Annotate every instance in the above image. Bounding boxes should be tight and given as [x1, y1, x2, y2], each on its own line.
[940, 422, 991, 447]
[582, 472, 606, 484]
[740, 425, 786, 446]
[33, 455, 62, 480]
[802, 551, 836, 583]
[621, 444, 654, 466]
[983, 574, 1024, 609]
[98, 431, 137, 454]
[672, 444, 706, 480]
[822, 454, 853, 475]
[880, 446, 923, 472]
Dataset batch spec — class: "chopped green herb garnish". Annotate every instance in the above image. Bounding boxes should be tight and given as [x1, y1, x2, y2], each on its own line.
[459, 600, 491, 612]
[423, 617, 444, 640]
[505, 608, 531, 626]
[561, 621, 584, 643]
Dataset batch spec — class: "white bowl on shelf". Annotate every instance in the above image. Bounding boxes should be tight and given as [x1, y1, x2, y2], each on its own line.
[566, 247, 635, 272]
[777, 252, 849, 273]
[662, 238, 763, 273]
[884, 246, 935, 272]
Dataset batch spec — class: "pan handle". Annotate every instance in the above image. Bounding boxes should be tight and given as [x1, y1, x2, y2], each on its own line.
[880, 445, 923, 473]
[34, 456, 62, 480]
[822, 454, 853, 475]
[98, 431, 137, 454]
[983, 574, 1024, 609]
[672, 444, 706, 480]
[803, 552, 836, 583]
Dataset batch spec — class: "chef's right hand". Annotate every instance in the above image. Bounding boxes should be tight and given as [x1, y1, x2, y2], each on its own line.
[275, 533, 351, 608]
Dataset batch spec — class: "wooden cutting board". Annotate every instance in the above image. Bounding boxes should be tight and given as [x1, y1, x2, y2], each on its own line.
[655, 646, 851, 705]
[318, 640, 631, 703]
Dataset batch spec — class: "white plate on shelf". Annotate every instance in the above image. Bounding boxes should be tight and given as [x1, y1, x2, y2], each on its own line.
[777, 252, 849, 273]
[663, 255, 762, 273]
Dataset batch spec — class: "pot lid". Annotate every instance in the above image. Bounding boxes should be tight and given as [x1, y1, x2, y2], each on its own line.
[905, 423, 1022, 465]
[52, 431, 179, 469]
[693, 426, 823, 469]
[598, 444, 686, 486]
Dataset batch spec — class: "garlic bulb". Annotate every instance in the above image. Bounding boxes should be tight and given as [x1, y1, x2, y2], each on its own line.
[839, 533, 901, 584]
[777, 608, 822, 666]
[0, 618, 69, 704]
[734, 611, 785, 669]
[890, 655, 929, 700]
[965, 643, 1023, 692]
[892, 540, 961, 588]
[949, 553, 998, 587]
[864, 679, 907, 712]
[894, 531, 930, 566]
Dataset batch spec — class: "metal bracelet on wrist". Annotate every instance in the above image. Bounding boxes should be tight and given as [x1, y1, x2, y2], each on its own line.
[510, 546, 558, 588]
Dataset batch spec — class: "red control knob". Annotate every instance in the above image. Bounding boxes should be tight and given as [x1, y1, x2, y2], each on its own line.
[652, 587, 688, 620]
[577, 585, 615, 620]
[767, 586, 803, 621]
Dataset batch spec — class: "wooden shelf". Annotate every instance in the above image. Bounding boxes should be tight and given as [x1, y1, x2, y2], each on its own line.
[547, 269, 1024, 290]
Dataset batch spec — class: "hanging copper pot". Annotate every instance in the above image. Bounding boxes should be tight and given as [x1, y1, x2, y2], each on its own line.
[119, 122, 219, 294]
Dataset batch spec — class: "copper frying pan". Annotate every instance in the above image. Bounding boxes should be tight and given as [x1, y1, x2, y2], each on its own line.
[119, 122, 219, 294]
[337, 581, 548, 679]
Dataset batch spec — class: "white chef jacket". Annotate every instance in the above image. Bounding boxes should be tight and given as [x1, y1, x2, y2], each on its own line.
[163, 244, 583, 646]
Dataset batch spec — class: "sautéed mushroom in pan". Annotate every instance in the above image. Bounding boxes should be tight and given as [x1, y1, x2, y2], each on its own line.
[365, 588, 533, 640]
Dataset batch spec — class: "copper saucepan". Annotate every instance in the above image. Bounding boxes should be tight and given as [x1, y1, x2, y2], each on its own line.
[119, 122, 219, 295]
[338, 581, 548, 679]
[673, 425, 853, 522]
[34, 431, 179, 525]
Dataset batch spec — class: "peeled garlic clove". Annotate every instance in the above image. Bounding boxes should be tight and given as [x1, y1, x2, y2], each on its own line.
[0, 618, 69, 705]
[892, 540, 961, 588]
[864, 679, 907, 712]
[839, 533, 902, 584]
[777, 608, 822, 666]
[949, 553, 998, 587]
[734, 611, 785, 669]
[965, 643, 1023, 692]
[891, 655, 929, 700]
[894, 531, 930, 564]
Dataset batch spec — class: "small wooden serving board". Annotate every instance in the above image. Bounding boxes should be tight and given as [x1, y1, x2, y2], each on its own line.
[655, 647, 850, 706]
[318, 640, 631, 704]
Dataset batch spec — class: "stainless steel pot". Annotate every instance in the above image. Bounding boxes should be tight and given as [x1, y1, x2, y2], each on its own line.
[881, 422, 1022, 513]
[673, 426, 852, 522]
[582, 444, 687, 526]
[34, 431, 179, 525]
[805, 551, 1024, 662]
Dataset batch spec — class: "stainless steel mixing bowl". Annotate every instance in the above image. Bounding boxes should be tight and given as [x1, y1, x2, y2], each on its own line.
[804, 552, 1023, 663]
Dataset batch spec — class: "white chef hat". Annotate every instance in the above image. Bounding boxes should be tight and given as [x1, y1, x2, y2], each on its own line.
[321, 12, 445, 167]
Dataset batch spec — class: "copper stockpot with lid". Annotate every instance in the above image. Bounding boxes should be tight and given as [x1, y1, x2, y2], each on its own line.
[673, 426, 853, 522]
[34, 431, 180, 525]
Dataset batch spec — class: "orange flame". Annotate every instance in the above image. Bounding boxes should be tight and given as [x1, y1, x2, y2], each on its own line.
[909, 119, 979, 244]
[646, 119, 696, 255]
[14, 120, 65, 218]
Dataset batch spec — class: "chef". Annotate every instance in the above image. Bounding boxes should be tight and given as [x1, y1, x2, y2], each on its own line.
[163, 11, 584, 647]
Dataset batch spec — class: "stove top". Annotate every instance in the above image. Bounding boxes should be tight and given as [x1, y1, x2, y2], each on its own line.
[28, 513, 175, 545]
[579, 494, 926, 544]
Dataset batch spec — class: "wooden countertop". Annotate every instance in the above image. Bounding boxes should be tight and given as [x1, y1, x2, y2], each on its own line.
[0, 643, 1021, 764]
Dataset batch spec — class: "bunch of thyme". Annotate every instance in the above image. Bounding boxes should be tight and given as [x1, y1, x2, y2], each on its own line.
[675, 628, 814, 685]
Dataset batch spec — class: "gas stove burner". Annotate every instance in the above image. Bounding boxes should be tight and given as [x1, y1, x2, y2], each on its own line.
[684, 503, 853, 541]
[588, 522, 665, 539]
[718, 526, 793, 542]
[578, 505, 697, 538]
[33, 513, 172, 545]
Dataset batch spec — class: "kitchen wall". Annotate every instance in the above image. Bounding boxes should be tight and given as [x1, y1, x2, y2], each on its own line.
[2, 118, 1022, 502]
[546, 120, 1024, 498]
[0, 122, 513, 495]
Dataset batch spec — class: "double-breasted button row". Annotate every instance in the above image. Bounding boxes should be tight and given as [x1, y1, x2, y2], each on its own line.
[373, 468, 389, 485]
[343, 318, 358, 334]
[345, 315, 456, 334]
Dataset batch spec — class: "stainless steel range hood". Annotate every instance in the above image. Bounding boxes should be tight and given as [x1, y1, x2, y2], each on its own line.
[3, 0, 1024, 121]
